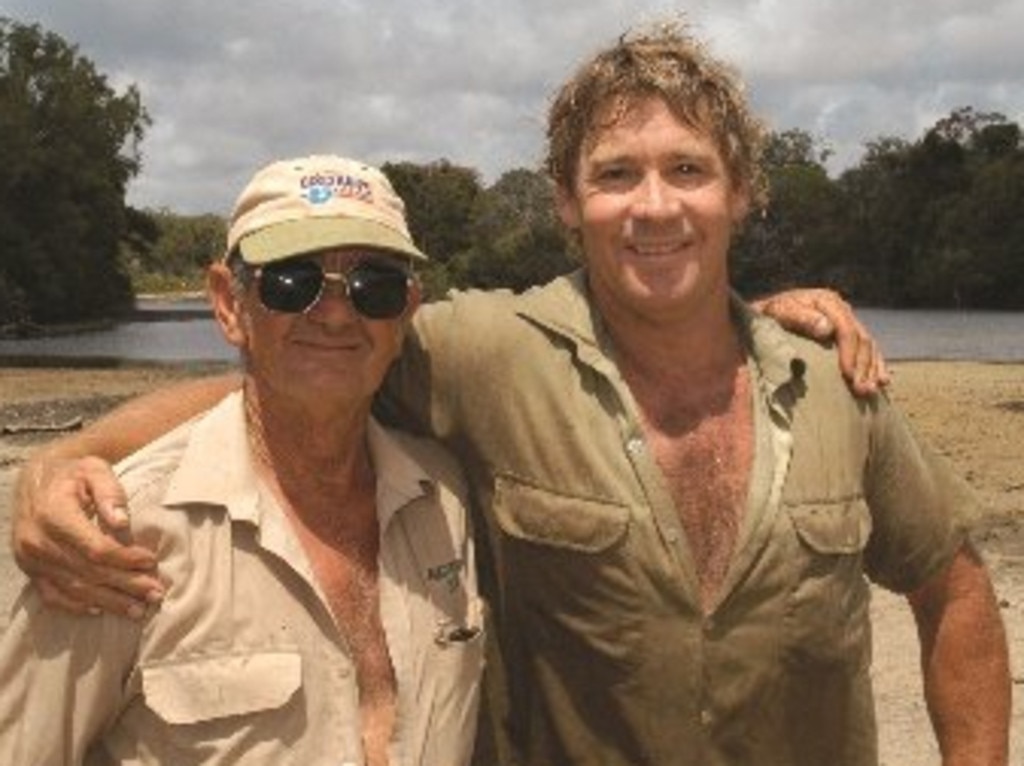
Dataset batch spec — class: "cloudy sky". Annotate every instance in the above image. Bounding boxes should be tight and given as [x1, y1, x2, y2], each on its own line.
[6, 0, 1023, 215]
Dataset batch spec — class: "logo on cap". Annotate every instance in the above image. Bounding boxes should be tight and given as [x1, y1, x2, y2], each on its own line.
[300, 173, 373, 206]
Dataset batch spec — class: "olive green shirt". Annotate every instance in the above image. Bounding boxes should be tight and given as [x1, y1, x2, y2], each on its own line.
[384, 271, 971, 766]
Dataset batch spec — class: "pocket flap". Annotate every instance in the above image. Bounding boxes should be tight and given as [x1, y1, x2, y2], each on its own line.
[141, 651, 302, 724]
[494, 475, 629, 552]
[789, 498, 872, 555]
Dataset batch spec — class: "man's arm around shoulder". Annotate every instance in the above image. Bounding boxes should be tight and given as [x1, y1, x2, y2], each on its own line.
[11, 373, 240, 617]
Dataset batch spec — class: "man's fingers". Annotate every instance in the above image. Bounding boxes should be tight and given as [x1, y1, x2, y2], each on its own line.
[36, 577, 99, 616]
[827, 310, 869, 390]
[784, 302, 835, 340]
[75, 457, 131, 529]
[40, 569, 152, 620]
[36, 538, 163, 617]
[28, 470, 157, 572]
[755, 289, 839, 341]
[40, 506, 157, 570]
[874, 348, 892, 389]
[57, 539, 163, 603]
[12, 453, 167, 617]
[756, 287, 891, 395]
[852, 334, 879, 395]
[18, 516, 162, 603]
[830, 310, 883, 395]
[806, 292, 879, 393]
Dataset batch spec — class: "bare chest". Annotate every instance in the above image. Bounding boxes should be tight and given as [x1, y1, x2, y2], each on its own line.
[292, 508, 397, 766]
[630, 368, 755, 609]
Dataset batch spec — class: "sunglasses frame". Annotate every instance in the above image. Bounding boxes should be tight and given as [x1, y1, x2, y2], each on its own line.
[243, 256, 414, 320]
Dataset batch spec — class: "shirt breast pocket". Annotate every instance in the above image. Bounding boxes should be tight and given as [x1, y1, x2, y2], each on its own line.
[492, 475, 642, 665]
[783, 498, 873, 671]
[493, 474, 630, 552]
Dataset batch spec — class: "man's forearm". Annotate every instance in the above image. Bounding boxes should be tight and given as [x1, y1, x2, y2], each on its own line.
[31, 372, 243, 465]
[909, 544, 1011, 765]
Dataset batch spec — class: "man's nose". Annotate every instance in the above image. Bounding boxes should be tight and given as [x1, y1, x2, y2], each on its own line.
[633, 173, 680, 219]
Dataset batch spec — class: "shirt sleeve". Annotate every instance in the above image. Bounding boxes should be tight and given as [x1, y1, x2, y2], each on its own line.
[862, 391, 975, 593]
[0, 588, 141, 765]
[377, 297, 463, 440]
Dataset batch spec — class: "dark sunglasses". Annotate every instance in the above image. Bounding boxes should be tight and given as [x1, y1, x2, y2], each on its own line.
[250, 258, 412, 319]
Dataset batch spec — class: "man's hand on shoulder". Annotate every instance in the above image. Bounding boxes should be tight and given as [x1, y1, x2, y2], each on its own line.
[753, 287, 890, 396]
[12, 455, 164, 619]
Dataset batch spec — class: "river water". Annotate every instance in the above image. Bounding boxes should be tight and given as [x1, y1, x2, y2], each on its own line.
[0, 299, 1022, 365]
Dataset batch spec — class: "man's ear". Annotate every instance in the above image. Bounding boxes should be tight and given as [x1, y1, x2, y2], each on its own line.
[406, 278, 423, 317]
[207, 263, 247, 349]
[394, 277, 424, 349]
[555, 184, 582, 229]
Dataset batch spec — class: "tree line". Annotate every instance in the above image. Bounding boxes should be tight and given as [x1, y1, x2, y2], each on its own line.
[732, 110, 1024, 309]
[2, 18, 1022, 329]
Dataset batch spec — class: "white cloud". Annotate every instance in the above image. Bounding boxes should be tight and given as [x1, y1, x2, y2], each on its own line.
[4, 0, 1022, 213]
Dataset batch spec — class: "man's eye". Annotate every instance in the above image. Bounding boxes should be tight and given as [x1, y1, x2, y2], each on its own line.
[594, 166, 633, 183]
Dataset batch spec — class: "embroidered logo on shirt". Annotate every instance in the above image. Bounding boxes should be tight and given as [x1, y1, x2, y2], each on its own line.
[427, 558, 464, 593]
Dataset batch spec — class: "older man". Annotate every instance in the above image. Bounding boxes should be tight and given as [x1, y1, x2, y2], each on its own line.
[0, 155, 483, 765]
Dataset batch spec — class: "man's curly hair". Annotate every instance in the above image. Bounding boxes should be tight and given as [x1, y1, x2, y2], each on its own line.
[544, 19, 768, 208]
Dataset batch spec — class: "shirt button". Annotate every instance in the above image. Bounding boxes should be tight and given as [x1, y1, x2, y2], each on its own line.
[626, 437, 644, 455]
[665, 528, 679, 544]
[700, 709, 714, 727]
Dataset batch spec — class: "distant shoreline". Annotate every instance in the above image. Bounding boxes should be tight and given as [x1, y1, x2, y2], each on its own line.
[134, 290, 206, 301]
[0, 359, 1021, 519]
[0, 292, 212, 340]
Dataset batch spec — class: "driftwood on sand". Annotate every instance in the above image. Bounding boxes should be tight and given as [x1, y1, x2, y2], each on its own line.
[0, 416, 83, 435]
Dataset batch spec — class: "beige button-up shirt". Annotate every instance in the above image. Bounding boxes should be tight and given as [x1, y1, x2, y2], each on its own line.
[0, 392, 484, 765]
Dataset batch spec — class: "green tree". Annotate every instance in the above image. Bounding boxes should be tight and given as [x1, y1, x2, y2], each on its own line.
[835, 109, 1024, 308]
[839, 124, 973, 307]
[453, 168, 574, 292]
[761, 128, 832, 169]
[0, 18, 149, 324]
[120, 206, 160, 274]
[125, 210, 226, 293]
[733, 130, 847, 297]
[834, 137, 914, 305]
[971, 122, 1021, 160]
[381, 159, 482, 298]
[927, 133, 1024, 307]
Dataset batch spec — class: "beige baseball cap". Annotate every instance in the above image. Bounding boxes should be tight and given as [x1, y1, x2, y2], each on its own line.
[226, 154, 427, 264]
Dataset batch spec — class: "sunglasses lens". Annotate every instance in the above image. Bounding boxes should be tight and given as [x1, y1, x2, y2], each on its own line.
[255, 259, 409, 318]
[257, 260, 324, 313]
[348, 264, 410, 319]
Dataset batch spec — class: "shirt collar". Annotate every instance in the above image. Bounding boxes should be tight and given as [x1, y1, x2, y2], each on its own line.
[513, 272, 807, 409]
[367, 417, 435, 530]
[162, 391, 261, 523]
[513, 271, 600, 341]
[163, 391, 434, 532]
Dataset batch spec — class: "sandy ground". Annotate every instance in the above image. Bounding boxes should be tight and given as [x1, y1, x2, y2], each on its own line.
[0, 360, 1022, 763]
